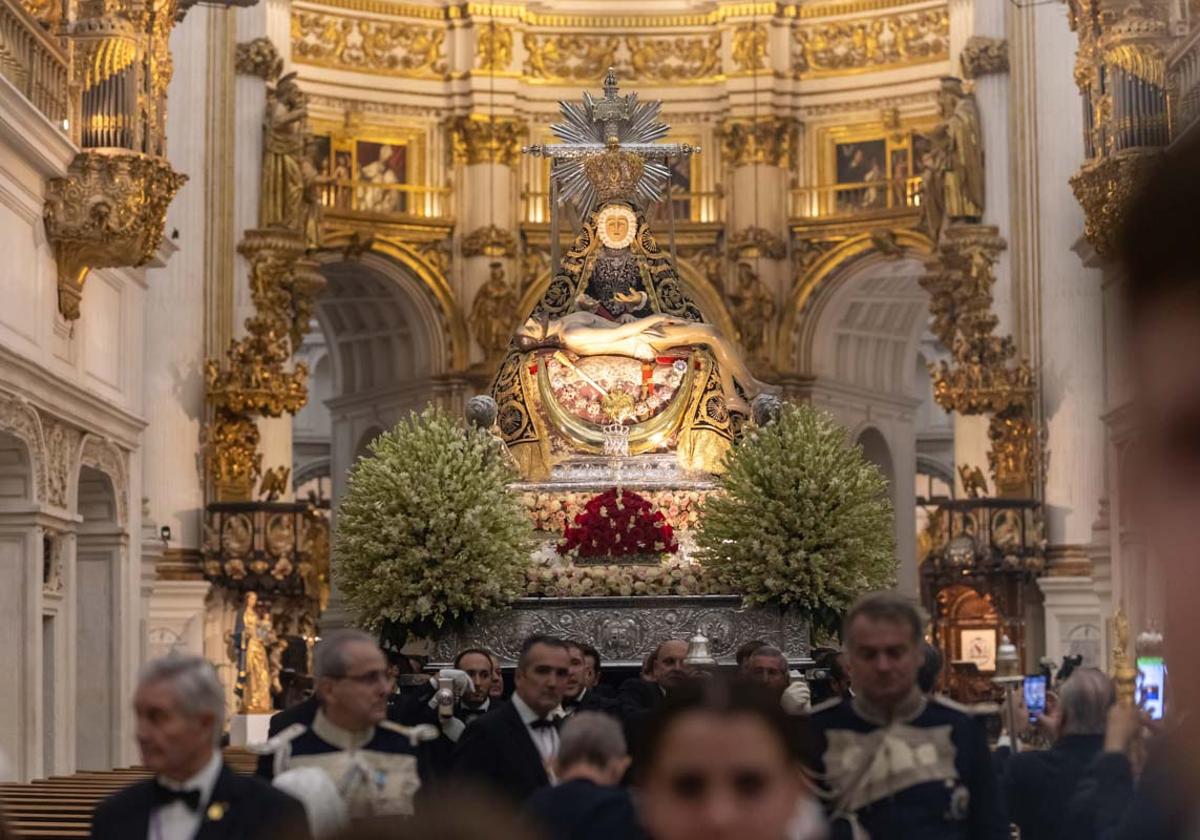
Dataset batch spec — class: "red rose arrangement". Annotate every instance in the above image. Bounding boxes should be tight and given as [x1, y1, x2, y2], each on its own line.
[556, 487, 679, 562]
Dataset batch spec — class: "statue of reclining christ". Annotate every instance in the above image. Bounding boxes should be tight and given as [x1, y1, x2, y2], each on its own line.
[514, 309, 777, 415]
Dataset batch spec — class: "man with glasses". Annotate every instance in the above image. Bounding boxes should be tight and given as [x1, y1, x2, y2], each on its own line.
[255, 630, 437, 819]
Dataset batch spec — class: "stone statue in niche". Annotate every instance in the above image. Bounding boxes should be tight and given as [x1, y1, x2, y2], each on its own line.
[919, 77, 985, 242]
[260, 72, 308, 230]
[729, 261, 775, 364]
[470, 261, 519, 363]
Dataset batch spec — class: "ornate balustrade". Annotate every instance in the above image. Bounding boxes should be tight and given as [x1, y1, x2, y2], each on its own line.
[789, 176, 923, 220]
[0, 0, 70, 131]
[319, 178, 452, 220]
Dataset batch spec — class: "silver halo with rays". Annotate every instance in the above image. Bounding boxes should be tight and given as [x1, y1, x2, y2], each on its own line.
[524, 68, 700, 214]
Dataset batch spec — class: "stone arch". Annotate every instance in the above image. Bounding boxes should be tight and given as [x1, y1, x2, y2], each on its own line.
[0, 391, 47, 505]
[856, 425, 895, 490]
[77, 435, 129, 528]
[317, 234, 467, 371]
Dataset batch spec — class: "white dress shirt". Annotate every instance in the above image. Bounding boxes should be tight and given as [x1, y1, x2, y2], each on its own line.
[149, 749, 223, 840]
[510, 693, 561, 763]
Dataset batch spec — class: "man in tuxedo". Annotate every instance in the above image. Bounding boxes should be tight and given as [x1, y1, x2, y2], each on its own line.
[617, 638, 689, 720]
[90, 655, 310, 840]
[562, 642, 617, 717]
[451, 634, 570, 803]
[525, 712, 644, 840]
[454, 648, 501, 725]
[577, 642, 616, 699]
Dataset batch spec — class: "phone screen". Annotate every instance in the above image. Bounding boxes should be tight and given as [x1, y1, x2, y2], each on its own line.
[1024, 674, 1047, 722]
[1137, 656, 1167, 721]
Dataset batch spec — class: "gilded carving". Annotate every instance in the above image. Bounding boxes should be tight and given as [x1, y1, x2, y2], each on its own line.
[462, 224, 517, 258]
[523, 33, 619, 82]
[235, 37, 283, 81]
[729, 226, 787, 260]
[732, 23, 768, 72]
[792, 9, 950, 77]
[1070, 152, 1157, 259]
[261, 73, 308, 231]
[476, 21, 513, 72]
[625, 33, 721, 82]
[729, 262, 776, 365]
[291, 11, 446, 77]
[44, 151, 187, 320]
[960, 36, 1009, 79]
[448, 115, 525, 167]
[717, 117, 799, 169]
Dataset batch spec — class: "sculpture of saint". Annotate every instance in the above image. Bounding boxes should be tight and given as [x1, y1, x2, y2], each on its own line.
[470, 262, 519, 362]
[919, 78, 985, 241]
[234, 591, 275, 714]
[729, 262, 776, 362]
[260, 73, 308, 231]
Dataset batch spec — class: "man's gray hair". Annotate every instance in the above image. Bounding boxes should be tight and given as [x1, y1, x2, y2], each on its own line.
[557, 712, 627, 770]
[313, 629, 379, 679]
[138, 655, 225, 746]
[1058, 667, 1115, 736]
[843, 591, 925, 647]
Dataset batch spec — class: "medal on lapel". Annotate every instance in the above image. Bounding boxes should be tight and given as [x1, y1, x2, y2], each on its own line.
[206, 802, 227, 822]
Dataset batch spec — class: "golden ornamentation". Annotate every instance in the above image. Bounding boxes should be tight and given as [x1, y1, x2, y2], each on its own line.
[523, 33, 619, 82]
[625, 33, 722, 82]
[729, 226, 787, 260]
[732, 23, 768, 72]
[462, 224, 516, 258]
[236, 592, 276, 714]
[475, 21, 513, 71]
[958, 464, 988, 499]
[717, 116, 799, 169]
[1111, 607, 1137, 707]
[1069, 152, 1157, 259]
[259, 466, 290, 501]
[204, 414, 262, 501]
[4, 0, 69, 125]
[960, 36, 1009, 79]
[19, 0, 59, 27]
[448, 114, 525, 167]
[918, 77, 985, 245]
[584, 150, 646, 206]
[921, 224, 1042, 497]
[261, 73, 308, 231]
[291, 11, 446, 77]
[792, 8, 949, 77]
[235, 37, 283, 81]
[44, 151, 187, 320]
[470, 261, 519, 363]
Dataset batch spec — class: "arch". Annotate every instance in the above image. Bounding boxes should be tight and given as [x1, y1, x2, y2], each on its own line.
[77, 435, 128, 528]
[0, 429, 34, 503]
[317, 234, 468, 371]
[857, 426, 895, 490]
[779, 229, 933, 369]
[514, 255, 737, 341]
[0, 391, 47, 504]
[75, 463, 124, 771]
[916, 454, 955, 486]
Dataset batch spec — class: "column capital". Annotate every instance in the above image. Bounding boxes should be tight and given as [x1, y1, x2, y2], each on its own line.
[448, 115, 526, 168]
[717, 115, 799, 170]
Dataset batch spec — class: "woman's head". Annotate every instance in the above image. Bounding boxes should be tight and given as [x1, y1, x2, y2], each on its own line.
[636, 678, 809, 840]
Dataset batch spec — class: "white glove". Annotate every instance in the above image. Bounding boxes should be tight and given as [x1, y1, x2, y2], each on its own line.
[781, 680, 811, 715]
[437, 668, 472, 697]
[440, 717, 466, 743]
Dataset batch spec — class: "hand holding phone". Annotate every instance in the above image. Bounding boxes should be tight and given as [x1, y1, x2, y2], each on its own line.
[1136, 656, 1166, 721]
[1023, 674, 1047, 723]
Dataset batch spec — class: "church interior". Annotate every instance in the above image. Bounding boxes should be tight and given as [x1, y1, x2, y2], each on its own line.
[0, 0, 1184, 794]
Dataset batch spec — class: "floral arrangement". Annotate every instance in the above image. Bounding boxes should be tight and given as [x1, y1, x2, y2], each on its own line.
[525, 556, 731, 598]
[695, 403, 896, 636]
[556, 487, 679, 563]
[523, 489, 708, 533]
[333, 407, 535, 647]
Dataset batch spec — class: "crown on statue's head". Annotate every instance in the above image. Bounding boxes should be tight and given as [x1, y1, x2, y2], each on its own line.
[583, 142, 646, 205]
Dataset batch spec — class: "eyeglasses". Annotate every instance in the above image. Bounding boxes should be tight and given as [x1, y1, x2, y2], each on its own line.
[335, 669, 394, 687]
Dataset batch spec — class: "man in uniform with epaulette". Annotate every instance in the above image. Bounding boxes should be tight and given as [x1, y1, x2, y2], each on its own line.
[255, 630, 437, 821]
[805, 592, 1000, 839]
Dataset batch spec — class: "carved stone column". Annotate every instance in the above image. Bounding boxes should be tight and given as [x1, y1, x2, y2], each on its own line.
[449, 113, 523, 374]
[717, 115, 797, 377]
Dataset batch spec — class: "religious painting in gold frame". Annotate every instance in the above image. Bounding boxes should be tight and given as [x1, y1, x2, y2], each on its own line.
[308, 118, 428, 218]
[814, 117, 936, 216]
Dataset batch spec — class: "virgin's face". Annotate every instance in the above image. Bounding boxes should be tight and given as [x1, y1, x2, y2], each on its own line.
[606, 216, 629, 240]
[639, 711, 804, 840]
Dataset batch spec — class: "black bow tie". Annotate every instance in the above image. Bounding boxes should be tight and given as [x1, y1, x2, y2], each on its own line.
[153, 782, 201, 811]
[530, 717, 560, 730]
